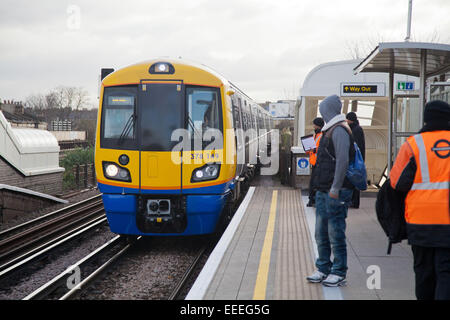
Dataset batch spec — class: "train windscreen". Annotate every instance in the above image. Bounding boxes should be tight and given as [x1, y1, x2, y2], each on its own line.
[139, 82, 183, 151]
[101, 86, 138, 150]
[186, 86, 222, 150]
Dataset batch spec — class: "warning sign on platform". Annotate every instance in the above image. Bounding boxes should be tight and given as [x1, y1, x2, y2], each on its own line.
[296, 157, 310, 175]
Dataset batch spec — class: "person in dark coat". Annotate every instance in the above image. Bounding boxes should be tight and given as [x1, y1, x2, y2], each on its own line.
[346, 112, 365, 208]
[307, 117, 324, 207]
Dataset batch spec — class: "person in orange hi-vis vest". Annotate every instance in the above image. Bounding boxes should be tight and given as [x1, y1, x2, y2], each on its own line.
[390, 100, 450, 300]
[307, 117, 324, 207]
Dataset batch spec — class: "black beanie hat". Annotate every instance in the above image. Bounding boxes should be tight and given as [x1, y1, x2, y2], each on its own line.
[423, 100, 450, 124]
[313, 117, 324, 128]
[346, 112, 357, 122]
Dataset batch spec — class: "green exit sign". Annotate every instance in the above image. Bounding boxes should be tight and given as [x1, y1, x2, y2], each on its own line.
[397, 81, 415, 90]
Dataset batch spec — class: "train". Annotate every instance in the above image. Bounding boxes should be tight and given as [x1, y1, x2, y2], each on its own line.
[95, 59, 274, 236]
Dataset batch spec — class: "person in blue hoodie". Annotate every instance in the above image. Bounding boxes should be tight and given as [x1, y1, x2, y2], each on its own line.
[306, 95, 354, 287]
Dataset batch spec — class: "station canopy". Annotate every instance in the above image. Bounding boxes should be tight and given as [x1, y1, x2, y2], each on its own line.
[354, 42, 450, 77]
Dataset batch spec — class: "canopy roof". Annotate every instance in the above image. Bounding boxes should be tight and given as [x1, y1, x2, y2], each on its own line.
[354, 42, 450, 77]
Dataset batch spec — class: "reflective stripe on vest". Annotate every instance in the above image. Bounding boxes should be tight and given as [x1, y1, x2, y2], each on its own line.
[412, 134, 430, 185]
[405, 131, 450, 225]
[411, 133, 450, 190]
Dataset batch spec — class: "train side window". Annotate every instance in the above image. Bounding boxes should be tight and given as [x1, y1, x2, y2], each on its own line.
[232, 96, 242, 130]
[258, 110, 263, 130]
[243, 112, 248, 131]
[238, 98, 246, 131]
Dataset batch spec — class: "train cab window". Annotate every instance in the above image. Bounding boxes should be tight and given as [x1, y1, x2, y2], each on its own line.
[186, 86, 222, 147]
[249, 105, 254, 129]
[101, 86, 138, 149]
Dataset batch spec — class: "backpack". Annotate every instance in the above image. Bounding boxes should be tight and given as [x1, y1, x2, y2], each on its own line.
[346, 142, 367, 191]
[325, 122, 367, 191]
[375, 178, 408, 254]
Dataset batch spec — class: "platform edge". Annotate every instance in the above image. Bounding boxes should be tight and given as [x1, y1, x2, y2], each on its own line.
[185, 186, 256, 300]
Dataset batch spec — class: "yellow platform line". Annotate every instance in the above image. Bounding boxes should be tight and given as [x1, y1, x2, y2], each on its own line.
[253, 190, 278, 300]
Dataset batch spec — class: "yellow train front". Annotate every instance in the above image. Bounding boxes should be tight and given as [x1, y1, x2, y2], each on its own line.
[95, 59, 272, 236]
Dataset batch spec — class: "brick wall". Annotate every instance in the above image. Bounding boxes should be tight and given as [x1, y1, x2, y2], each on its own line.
[0, 157, 63, 196]
[0, 189, 57, 223]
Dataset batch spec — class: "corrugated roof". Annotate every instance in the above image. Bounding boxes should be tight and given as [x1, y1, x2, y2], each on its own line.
[354, 42, 450, 77]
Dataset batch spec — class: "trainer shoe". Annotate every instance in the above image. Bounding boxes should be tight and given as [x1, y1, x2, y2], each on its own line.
[322, 274, 346, 287]
[306, 270, 328, 283]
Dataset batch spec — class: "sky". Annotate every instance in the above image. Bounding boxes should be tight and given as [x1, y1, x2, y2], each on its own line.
[1, 0, 449, 108]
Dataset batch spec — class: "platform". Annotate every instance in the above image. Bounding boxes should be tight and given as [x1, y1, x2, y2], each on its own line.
[187, 175, 415, 300]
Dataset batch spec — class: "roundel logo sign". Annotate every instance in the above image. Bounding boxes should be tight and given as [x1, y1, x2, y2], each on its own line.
[296, 157, 310, 175]
[298, 158, 309, 169]
[431, 139, 450, 159]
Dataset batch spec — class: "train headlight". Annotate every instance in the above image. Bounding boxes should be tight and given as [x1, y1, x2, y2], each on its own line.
[191, 163, 220, 183]
[149, 62, 175, 74]
[157, 63, 168, 72]
[195, 170, 204, 179]
[105, 164, 119, 177]
[103, 162, 131, 182]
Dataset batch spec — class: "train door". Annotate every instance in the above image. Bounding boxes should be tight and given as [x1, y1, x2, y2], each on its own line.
[181, 86, 224, 191]
[232, 96, 245, 177]
[138, 80, 184, 192]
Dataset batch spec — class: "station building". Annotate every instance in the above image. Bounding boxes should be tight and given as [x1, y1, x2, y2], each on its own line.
[294, 59, 420, 184]
[0, 101, 66, 222]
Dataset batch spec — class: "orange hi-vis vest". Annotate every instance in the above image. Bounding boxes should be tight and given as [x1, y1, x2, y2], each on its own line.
[404, 131, 450, 226]
[309, 132, 323, 166]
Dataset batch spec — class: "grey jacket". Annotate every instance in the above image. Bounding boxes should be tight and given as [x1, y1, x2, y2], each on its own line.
[319, 95, 350, 195]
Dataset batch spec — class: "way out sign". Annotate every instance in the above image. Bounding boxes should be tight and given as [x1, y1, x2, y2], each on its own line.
[296, 157, 310, 175]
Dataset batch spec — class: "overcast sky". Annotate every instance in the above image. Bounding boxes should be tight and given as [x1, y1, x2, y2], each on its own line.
[1, 0, 449, 108]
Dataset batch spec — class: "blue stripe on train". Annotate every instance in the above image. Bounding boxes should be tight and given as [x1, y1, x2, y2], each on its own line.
[101, 193, 228, 235]
[97, 180, 233, 195]
[98, 180, 233, 235]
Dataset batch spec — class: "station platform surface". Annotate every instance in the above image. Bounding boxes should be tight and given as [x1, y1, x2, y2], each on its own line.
[187, 175, 416, 300]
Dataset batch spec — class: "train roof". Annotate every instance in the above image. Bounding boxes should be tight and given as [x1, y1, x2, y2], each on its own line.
[101, 58, 264, 107]
[102, 58, 230, 88]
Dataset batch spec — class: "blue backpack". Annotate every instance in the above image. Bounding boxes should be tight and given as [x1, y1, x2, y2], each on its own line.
[346, 142, 367, 190]
[326, 123, 367, 191]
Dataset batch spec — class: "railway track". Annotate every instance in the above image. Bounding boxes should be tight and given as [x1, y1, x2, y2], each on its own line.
[168, 245, 208, 300]
[0, 193, 219, 300]
[0, 195, 105, 278]
[23, 235, 134, 300]
[22, 236, 210, 300]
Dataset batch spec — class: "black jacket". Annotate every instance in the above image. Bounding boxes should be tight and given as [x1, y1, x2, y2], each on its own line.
[313, 123, 355, 192]
[349, 120, 365, 160]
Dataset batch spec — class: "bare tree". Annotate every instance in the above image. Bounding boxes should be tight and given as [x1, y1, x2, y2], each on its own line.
[49, 86, 90, 110]
[412, 29, 447, 43]
[45, 91, 59, 109]
[25, 93, 47, 110]
[345, 34, 386, 60]
[73, 87, 90, 110]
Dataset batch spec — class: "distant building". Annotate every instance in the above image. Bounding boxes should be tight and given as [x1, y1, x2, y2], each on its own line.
[0, 100, 47, 129]
[0, 100, 65, 201]
[268, 100, 296, 118]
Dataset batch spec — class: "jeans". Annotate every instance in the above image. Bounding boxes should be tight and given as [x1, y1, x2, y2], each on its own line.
[314, 189, 353, 277]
